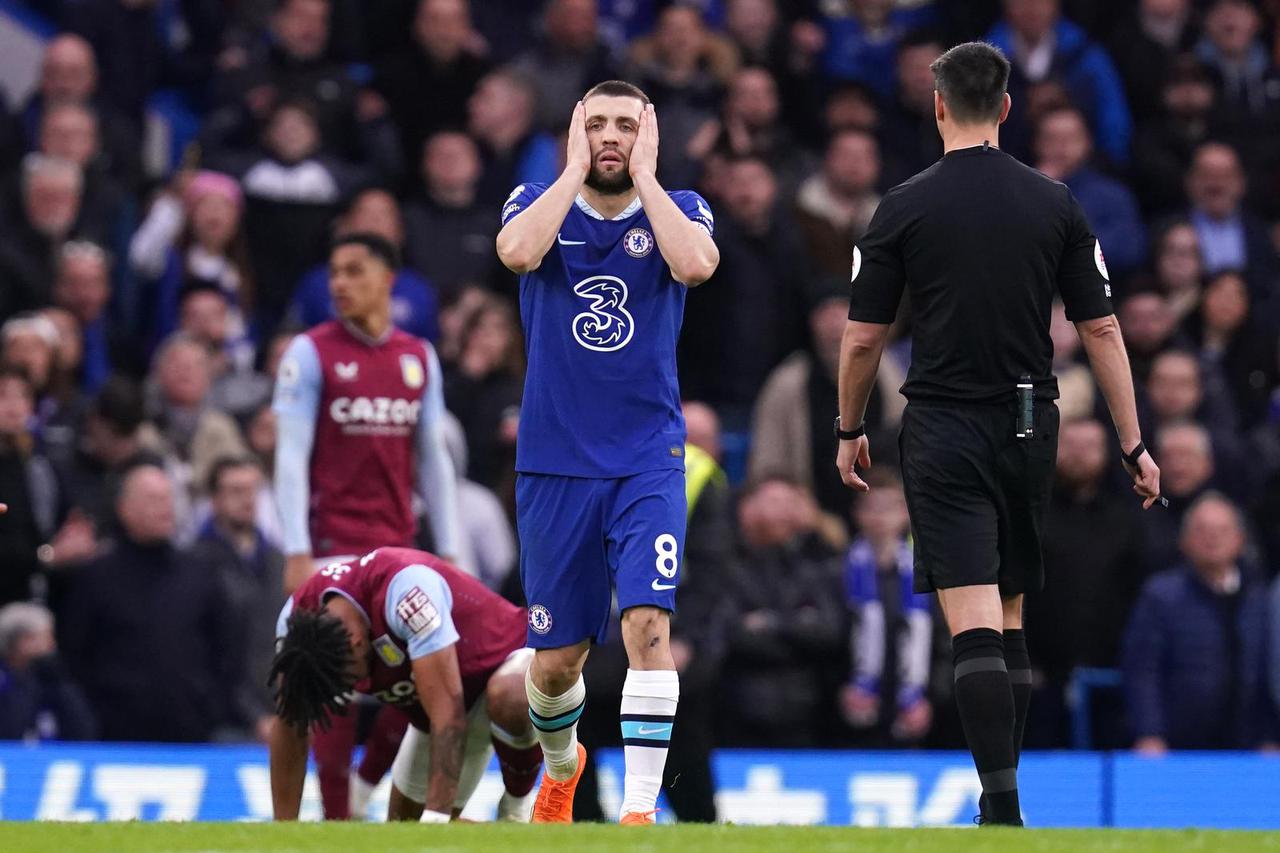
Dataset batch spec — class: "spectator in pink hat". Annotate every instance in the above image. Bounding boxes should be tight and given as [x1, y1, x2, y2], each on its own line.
[128, 170, 256, 361]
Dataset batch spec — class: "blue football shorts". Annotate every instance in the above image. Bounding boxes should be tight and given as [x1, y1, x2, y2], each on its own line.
[516, 469, 686, 649]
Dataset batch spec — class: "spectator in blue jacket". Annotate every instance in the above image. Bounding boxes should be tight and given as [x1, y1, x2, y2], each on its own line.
[839, 473, 934, 746]
[1035, 105, 1146, 278]
[51, 241, 115, 396]
[822, 0, 938, 100]
[467, 68, 559, 207]
[1185, 142, 1279, 313]
[987, 0, 1133, 167]
[288, 188, 440, 342]
[1122, 492, 1277, 753]
[0, 602, 96, 741]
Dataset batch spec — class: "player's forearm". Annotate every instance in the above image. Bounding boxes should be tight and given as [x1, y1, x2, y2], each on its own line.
[634, 173, 719, 286]
[496, 165, 588, 273]
[838, 321, 889, 426]
[268, 718, 308, 820]
[424, 712, 467, 814]
[1077, 315, 1142, 450]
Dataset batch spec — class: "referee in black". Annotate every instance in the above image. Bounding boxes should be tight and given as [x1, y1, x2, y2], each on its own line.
[835, 42, 1160, 826]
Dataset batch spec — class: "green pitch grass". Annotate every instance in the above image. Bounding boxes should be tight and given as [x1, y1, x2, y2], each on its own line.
[5, 823, 1280, 853]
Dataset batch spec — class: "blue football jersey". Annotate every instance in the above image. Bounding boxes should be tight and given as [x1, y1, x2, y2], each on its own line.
[502, 184, 715, 478]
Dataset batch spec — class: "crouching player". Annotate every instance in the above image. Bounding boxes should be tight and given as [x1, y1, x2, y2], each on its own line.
[268, 547, 543, 821]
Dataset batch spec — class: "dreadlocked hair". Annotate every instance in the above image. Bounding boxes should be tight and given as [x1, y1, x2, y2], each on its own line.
[268, 608, 356, 735]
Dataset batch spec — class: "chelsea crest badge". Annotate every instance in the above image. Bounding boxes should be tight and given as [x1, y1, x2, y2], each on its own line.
[623, 227, 654, 258]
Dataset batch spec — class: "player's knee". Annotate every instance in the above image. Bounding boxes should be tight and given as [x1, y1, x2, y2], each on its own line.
[532, 646, 587, 693]
[621, 606, 670, 650]
[486, 673, 532, 732]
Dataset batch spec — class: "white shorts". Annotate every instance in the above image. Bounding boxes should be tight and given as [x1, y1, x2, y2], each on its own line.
[390, 647, 534, 807]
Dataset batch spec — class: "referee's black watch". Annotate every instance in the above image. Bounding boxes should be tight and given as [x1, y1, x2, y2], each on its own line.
[834, 416, 865, 441]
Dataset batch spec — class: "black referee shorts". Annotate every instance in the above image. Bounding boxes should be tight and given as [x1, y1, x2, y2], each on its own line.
[898, 400, 1059, 596]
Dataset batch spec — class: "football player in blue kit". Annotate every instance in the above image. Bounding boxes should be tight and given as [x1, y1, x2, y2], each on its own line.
[495, 80, 719, 824]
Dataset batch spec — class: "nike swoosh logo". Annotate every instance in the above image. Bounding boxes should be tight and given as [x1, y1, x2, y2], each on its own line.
[557, 233, 586, 245]
[636, 725, 672, 736]
[651, 580, 676, 591]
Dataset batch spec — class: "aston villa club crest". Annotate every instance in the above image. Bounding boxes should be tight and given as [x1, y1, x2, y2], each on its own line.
[623, 227, 654, 258]
[400, 354, 424, 390]
[373, 635, 406, 667]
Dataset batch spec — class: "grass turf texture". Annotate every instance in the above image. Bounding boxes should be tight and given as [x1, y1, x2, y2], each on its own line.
[5, 824, 1280, 853]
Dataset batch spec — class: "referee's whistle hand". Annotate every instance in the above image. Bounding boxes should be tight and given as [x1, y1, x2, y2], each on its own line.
[1126, 452, 1162, 510]
[837, 435, 872, 492]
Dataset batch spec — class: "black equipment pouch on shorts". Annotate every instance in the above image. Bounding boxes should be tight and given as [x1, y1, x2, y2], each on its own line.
[1015, 376, 1034, 439]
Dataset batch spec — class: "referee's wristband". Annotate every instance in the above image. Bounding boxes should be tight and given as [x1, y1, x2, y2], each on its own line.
[420, 808, 451, 824]
[835, 416, 865, 441]
[1122, 441, 1147, 467]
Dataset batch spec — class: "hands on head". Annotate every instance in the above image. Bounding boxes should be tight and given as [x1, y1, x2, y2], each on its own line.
[566, 101, 591, 179]
[566, 100, 660, 184]
[629, 103, 659, 181]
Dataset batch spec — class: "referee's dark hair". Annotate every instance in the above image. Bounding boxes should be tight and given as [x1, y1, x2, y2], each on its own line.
[332, 232, 401, 271]
[583, 79, 651, 105]
[269, 608, 356, 735]
[930, 41, 1011, 125]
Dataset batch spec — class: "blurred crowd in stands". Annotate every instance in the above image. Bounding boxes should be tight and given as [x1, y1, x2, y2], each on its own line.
[0, 0, 1279, 755]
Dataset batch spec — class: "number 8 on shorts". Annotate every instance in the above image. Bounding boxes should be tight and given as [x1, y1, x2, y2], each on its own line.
[654, 534, 679, 579]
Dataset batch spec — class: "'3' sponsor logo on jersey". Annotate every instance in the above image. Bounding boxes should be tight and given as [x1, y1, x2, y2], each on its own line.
[571, 275, 634, 352]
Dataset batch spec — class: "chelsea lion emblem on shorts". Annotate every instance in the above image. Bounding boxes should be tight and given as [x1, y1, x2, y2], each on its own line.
[528, 604, 553, 635]
[623, 227, 654, 258]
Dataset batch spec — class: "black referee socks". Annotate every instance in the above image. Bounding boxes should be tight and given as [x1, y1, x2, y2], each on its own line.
[1003, 629, 1032, 765]
[952, 627, 1022, 826]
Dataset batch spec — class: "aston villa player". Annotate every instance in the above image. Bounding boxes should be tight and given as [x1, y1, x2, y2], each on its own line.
[268, 547, 542, 822]
[272, 233, 462, 818]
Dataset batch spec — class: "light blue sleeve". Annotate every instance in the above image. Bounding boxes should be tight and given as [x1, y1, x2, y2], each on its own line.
[384, 564, 460, 660]
[416, 343, 460, 558]
[272, 336, 322, 555]
[274, 598, 295, 646]
[673, 190, 715, 237]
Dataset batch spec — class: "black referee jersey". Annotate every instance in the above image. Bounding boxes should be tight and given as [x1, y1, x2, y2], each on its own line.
[849, 144, 1117, 595]
[848, 144, 1114, 403]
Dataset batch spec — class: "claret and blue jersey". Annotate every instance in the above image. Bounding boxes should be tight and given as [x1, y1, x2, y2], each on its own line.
[502, 183, 715, 479]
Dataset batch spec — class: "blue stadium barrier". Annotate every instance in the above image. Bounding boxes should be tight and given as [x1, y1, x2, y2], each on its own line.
[1067, 666, 1125, 750]
[1, 743, 1278, 827]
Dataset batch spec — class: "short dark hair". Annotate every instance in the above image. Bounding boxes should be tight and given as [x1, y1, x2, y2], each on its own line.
[331, 232, 400, 270]
[207, 455, 261, 494]
[583, 79, 651, 105]
[178, 277, 229, 305]
[92, 375, 146, 436]
[930, 41, 1010, 125]
[269, 608, 356, 734]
